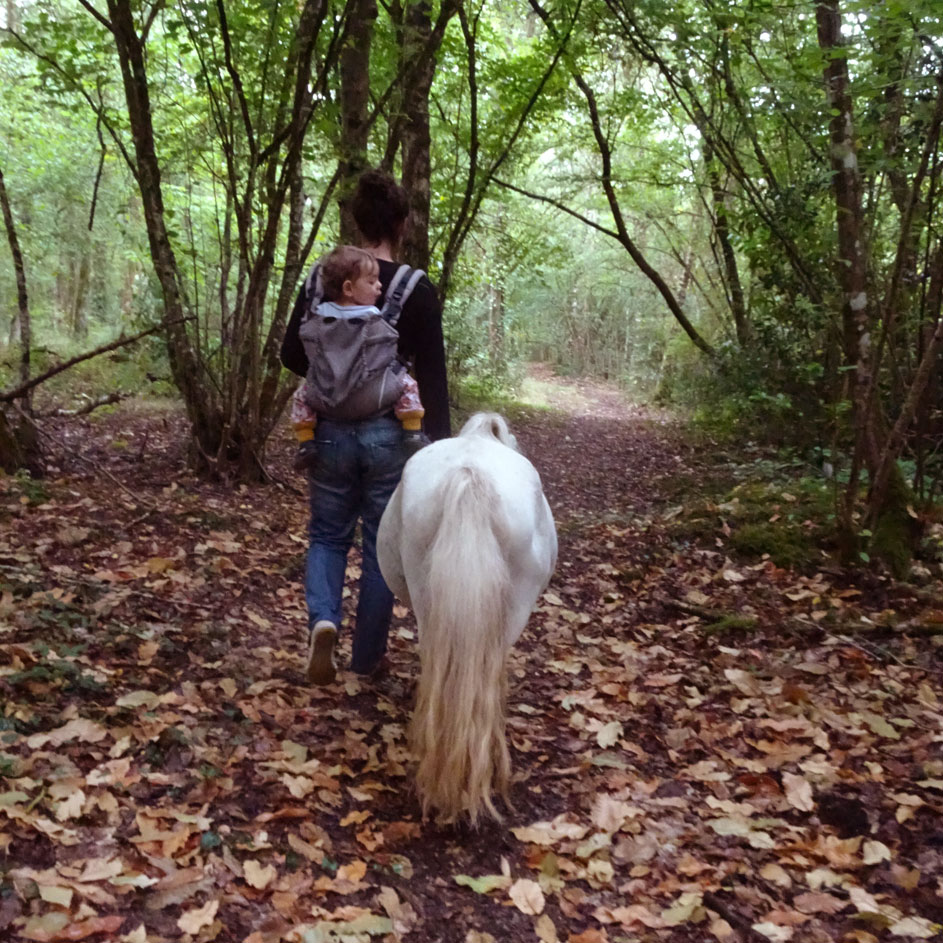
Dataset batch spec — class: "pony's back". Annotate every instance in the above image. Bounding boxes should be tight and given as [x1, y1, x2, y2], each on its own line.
[377, 413, 557, 822]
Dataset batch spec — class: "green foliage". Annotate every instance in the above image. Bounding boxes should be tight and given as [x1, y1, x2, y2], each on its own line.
[0, 44, 153, 343]
[0, 0, 940, 488]
[13, 470, 50, 506]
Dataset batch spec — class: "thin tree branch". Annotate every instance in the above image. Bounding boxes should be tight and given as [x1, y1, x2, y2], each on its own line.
[0, 320, 191, 403]
[88, 108, 107, 231]
[142, 0, 165, 42]
[493, 178, 621, 240]
[39, 392, 131, 418]
[216, 0, 257, 158]
[75, 0, 114, 34]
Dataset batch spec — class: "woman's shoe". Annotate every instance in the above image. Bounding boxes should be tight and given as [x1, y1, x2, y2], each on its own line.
[306, 620, 337, 685]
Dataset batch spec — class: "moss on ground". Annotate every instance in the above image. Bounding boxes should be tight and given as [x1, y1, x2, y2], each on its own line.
[728, 521, 819, 569]
[666, 467, 837, 572]
[703, 614, 759, 635]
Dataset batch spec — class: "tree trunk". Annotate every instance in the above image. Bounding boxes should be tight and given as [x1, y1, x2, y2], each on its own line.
[0, 406, 40, 475]
[703, 138, 750, 347]
[868, 241, 943, 572]
[399, 0, 436, 270]
[105, 0, 207, 423]
[69, 251, 90, 337]
[5, 0, 19, 30]
[817, 0, 919, 574]
[816, 1, 881, 543]
[0, 162, 41, 473]
[816, 0, 872, 422]
[98, 0, 334, 481]
[0, 163, 32, 408]
[337, 0, 377, 244]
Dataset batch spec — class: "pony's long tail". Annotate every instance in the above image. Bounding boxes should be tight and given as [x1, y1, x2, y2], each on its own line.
[410, 465, 512, 825]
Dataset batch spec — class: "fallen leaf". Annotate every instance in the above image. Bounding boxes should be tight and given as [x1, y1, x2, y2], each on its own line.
[862, 840, 891, 865]
[848, 886, 883, 915]
[454, 873, 510, 894]
[567, 931, 607, 943]
[759, 863, 792, 887]
[146, 556, 177, 573]
[337, 860, 368, 883]
[509, 878, 545, 915]
[245, 608, 271, 629]
[23, 914, 125, 942]
[26, 718, 108, 749]
[288, 832, 321, 862]
[512, 817, 588, 845]
[709, 917, 734, 939]
[793, 892, 846, 915]
[751, 923, 793, 941]
[724, 669, 762, 697]
[115, 690, 160, 709]
[244, 859, 276, 890]
[889, 916, 938, 938]
[137, 641, 159, 663]
[38, 886, 73, 908]
[377, 885, 418, 936]
[661, 892, 703, 926]
[606, 904, 664, 928]
[309, 914, 392, 936]
[177, 898, 219, 935]
[535, 913, 558, 942]
[56, 526, 90, 546]
[859, 711, 900, 740]
[54, 789, 86, 822]
[591, 794, 640, 833]
[79, 858, 123, 882]
[596, 721, 623, 748]
[782, 772, 814, 811]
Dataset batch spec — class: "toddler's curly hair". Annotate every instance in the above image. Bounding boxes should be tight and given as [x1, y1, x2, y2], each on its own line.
[319, 245, 379, 302]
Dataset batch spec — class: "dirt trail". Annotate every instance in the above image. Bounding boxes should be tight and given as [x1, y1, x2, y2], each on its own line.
[1, 375, 941, 943]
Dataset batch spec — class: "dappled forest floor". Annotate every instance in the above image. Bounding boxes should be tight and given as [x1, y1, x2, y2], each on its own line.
[2, 369, 943, 943]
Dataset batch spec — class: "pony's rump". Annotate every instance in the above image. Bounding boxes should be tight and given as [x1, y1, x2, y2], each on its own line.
[376, 412, 557, 824]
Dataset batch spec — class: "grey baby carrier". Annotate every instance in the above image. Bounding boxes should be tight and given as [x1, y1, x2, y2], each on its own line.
[298, 262, 425, 422]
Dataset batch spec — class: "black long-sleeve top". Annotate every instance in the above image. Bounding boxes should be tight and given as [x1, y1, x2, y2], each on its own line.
[280, 258, 452, 441]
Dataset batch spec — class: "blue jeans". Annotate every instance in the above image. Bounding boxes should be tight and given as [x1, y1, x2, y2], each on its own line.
[305, 416, 405, 673]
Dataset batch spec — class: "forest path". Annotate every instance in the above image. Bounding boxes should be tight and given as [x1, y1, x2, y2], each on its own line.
[1, 374, 941, 942]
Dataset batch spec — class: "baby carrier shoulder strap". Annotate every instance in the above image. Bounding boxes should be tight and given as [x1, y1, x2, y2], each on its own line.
[382, 265, 426, 328]
[301, 262, 324, 319]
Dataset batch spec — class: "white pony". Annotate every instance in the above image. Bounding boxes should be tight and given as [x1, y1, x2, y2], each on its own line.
[377, 412, 557, 824]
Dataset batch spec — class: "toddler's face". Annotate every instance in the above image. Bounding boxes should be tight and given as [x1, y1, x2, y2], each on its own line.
[346, 266, 382, 306]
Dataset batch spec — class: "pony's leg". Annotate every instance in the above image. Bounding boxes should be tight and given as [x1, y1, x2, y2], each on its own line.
[376, 484, 411, 606]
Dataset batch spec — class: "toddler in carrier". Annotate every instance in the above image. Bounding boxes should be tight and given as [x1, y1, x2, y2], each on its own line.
[290, 246, 425, 471]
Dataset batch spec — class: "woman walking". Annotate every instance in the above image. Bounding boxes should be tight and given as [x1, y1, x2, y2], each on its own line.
[280, 171, 450, 683]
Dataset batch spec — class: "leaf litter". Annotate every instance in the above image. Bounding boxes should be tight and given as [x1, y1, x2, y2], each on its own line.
[0, 376, 942, 941]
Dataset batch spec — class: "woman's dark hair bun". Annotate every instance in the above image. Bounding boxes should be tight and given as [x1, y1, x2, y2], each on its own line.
[352, 170, 409, 245]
